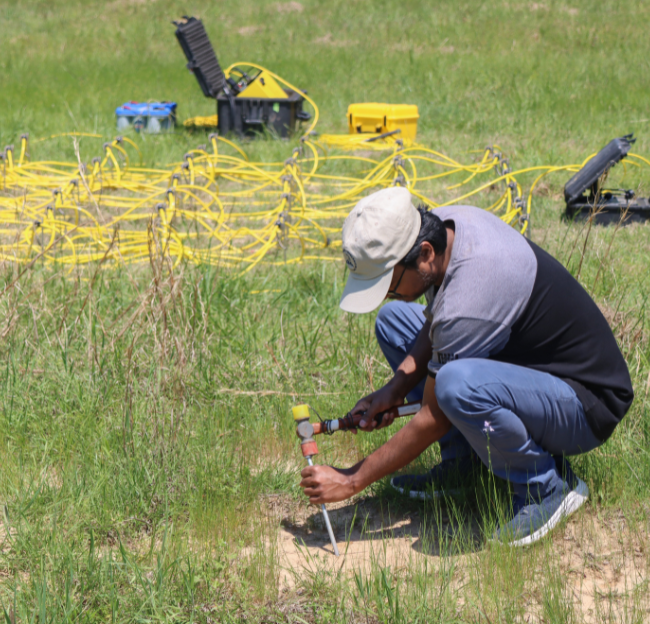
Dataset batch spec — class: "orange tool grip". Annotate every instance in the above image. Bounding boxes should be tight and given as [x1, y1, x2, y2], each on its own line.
[301, 441, 318, 457]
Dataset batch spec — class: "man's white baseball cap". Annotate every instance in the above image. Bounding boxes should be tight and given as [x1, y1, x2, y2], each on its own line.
[339, 187, 421, 314]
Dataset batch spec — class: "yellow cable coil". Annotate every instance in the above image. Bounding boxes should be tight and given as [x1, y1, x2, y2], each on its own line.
[1, 64, 645, 272]
[183, 115, 219, 128]
[317, 132, 408, 151]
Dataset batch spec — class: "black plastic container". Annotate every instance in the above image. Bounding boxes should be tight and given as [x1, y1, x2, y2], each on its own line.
[217, 90, 309, 138]
[174, 16, 309, 138]
[564, 134, 650, 224]
[565, 195, 650, 224]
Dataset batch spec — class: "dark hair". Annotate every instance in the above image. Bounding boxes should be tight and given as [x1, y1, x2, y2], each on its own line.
[401, 206, 447, 267]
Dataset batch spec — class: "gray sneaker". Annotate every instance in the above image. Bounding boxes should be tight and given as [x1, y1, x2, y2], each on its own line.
[390, 456, 476, 500]
[493, 474, 589, 547]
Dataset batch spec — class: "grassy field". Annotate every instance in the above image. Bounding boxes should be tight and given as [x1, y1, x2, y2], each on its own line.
[2, 0, 650, 622]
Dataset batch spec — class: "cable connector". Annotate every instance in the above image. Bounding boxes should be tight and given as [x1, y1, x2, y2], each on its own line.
[518, 213, 530, 233]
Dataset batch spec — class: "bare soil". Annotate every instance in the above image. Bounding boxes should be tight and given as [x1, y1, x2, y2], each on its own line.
[265, 495, 650, 622]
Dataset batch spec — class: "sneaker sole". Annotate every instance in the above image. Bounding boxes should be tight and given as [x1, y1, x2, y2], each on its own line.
[500, 479, 589, 548]
[390, 478, 461, 500]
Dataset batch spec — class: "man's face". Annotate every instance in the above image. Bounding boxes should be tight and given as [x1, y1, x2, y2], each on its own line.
[385, 262, 436, 302]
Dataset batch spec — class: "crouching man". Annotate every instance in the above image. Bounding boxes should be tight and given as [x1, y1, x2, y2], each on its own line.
[300, 187, 633, 546]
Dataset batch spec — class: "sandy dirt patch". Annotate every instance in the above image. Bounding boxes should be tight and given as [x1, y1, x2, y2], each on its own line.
[266, 495, 650, 621]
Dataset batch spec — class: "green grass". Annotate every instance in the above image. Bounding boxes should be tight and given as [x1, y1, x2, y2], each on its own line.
[2, 0, 650, 161]
[2, 0, 650, 622]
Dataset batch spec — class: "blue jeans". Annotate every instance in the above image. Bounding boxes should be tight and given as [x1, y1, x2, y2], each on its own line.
[375, 301, 602, 499]
[376, 301, 475, 462]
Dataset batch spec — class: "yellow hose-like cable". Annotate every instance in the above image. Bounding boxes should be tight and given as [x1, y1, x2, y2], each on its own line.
[2, 66, 646, 273]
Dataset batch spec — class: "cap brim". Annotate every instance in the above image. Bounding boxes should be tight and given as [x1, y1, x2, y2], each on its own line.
[339, 267, 394, 314]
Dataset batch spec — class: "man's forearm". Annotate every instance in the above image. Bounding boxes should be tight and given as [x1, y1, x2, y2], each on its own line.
[346, 377, 450, 493]
[389, 320, 432, 398]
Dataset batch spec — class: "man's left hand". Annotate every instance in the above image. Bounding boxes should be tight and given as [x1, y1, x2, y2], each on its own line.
[299, 465, 356, 504]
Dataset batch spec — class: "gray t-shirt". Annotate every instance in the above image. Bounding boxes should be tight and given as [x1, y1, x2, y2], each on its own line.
[423, 205, 537, 377]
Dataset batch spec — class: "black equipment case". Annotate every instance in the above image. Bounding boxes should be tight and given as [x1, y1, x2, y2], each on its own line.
[216, 90, 310, 138]
[174, 16, 310, 138]
[564, 134, 650, 224]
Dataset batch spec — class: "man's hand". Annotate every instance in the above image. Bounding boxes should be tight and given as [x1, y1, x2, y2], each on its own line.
[298, 377, 451, 506]
[349, 318, 432, 432]
[300, 465, 357, 504]
[350, 383, 405, 432]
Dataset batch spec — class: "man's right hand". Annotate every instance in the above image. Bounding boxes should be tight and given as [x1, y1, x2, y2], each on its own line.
[350, 383, 406, 432]
[350, 318, 431, 433]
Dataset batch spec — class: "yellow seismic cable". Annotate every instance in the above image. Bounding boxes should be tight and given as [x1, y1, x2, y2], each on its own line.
[183, 115, 219, 129]
[1, 67, 646, 272]
[0, 136, 611, 271]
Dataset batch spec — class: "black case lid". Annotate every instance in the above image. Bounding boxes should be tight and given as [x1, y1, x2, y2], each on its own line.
[174, 17, 225, 98]
[564, 135, 635, 205]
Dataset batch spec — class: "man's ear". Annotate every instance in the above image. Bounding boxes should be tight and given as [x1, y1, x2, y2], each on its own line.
[418, 241, 435, 262]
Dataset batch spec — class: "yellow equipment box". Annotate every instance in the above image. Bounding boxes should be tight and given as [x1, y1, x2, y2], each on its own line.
[347, 103, 419, 145]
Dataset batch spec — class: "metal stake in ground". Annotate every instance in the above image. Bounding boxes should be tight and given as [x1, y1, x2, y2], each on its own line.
[292, 405, 340, 557]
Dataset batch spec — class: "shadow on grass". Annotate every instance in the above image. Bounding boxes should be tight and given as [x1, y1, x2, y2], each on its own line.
[279, 495, 486, 560]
